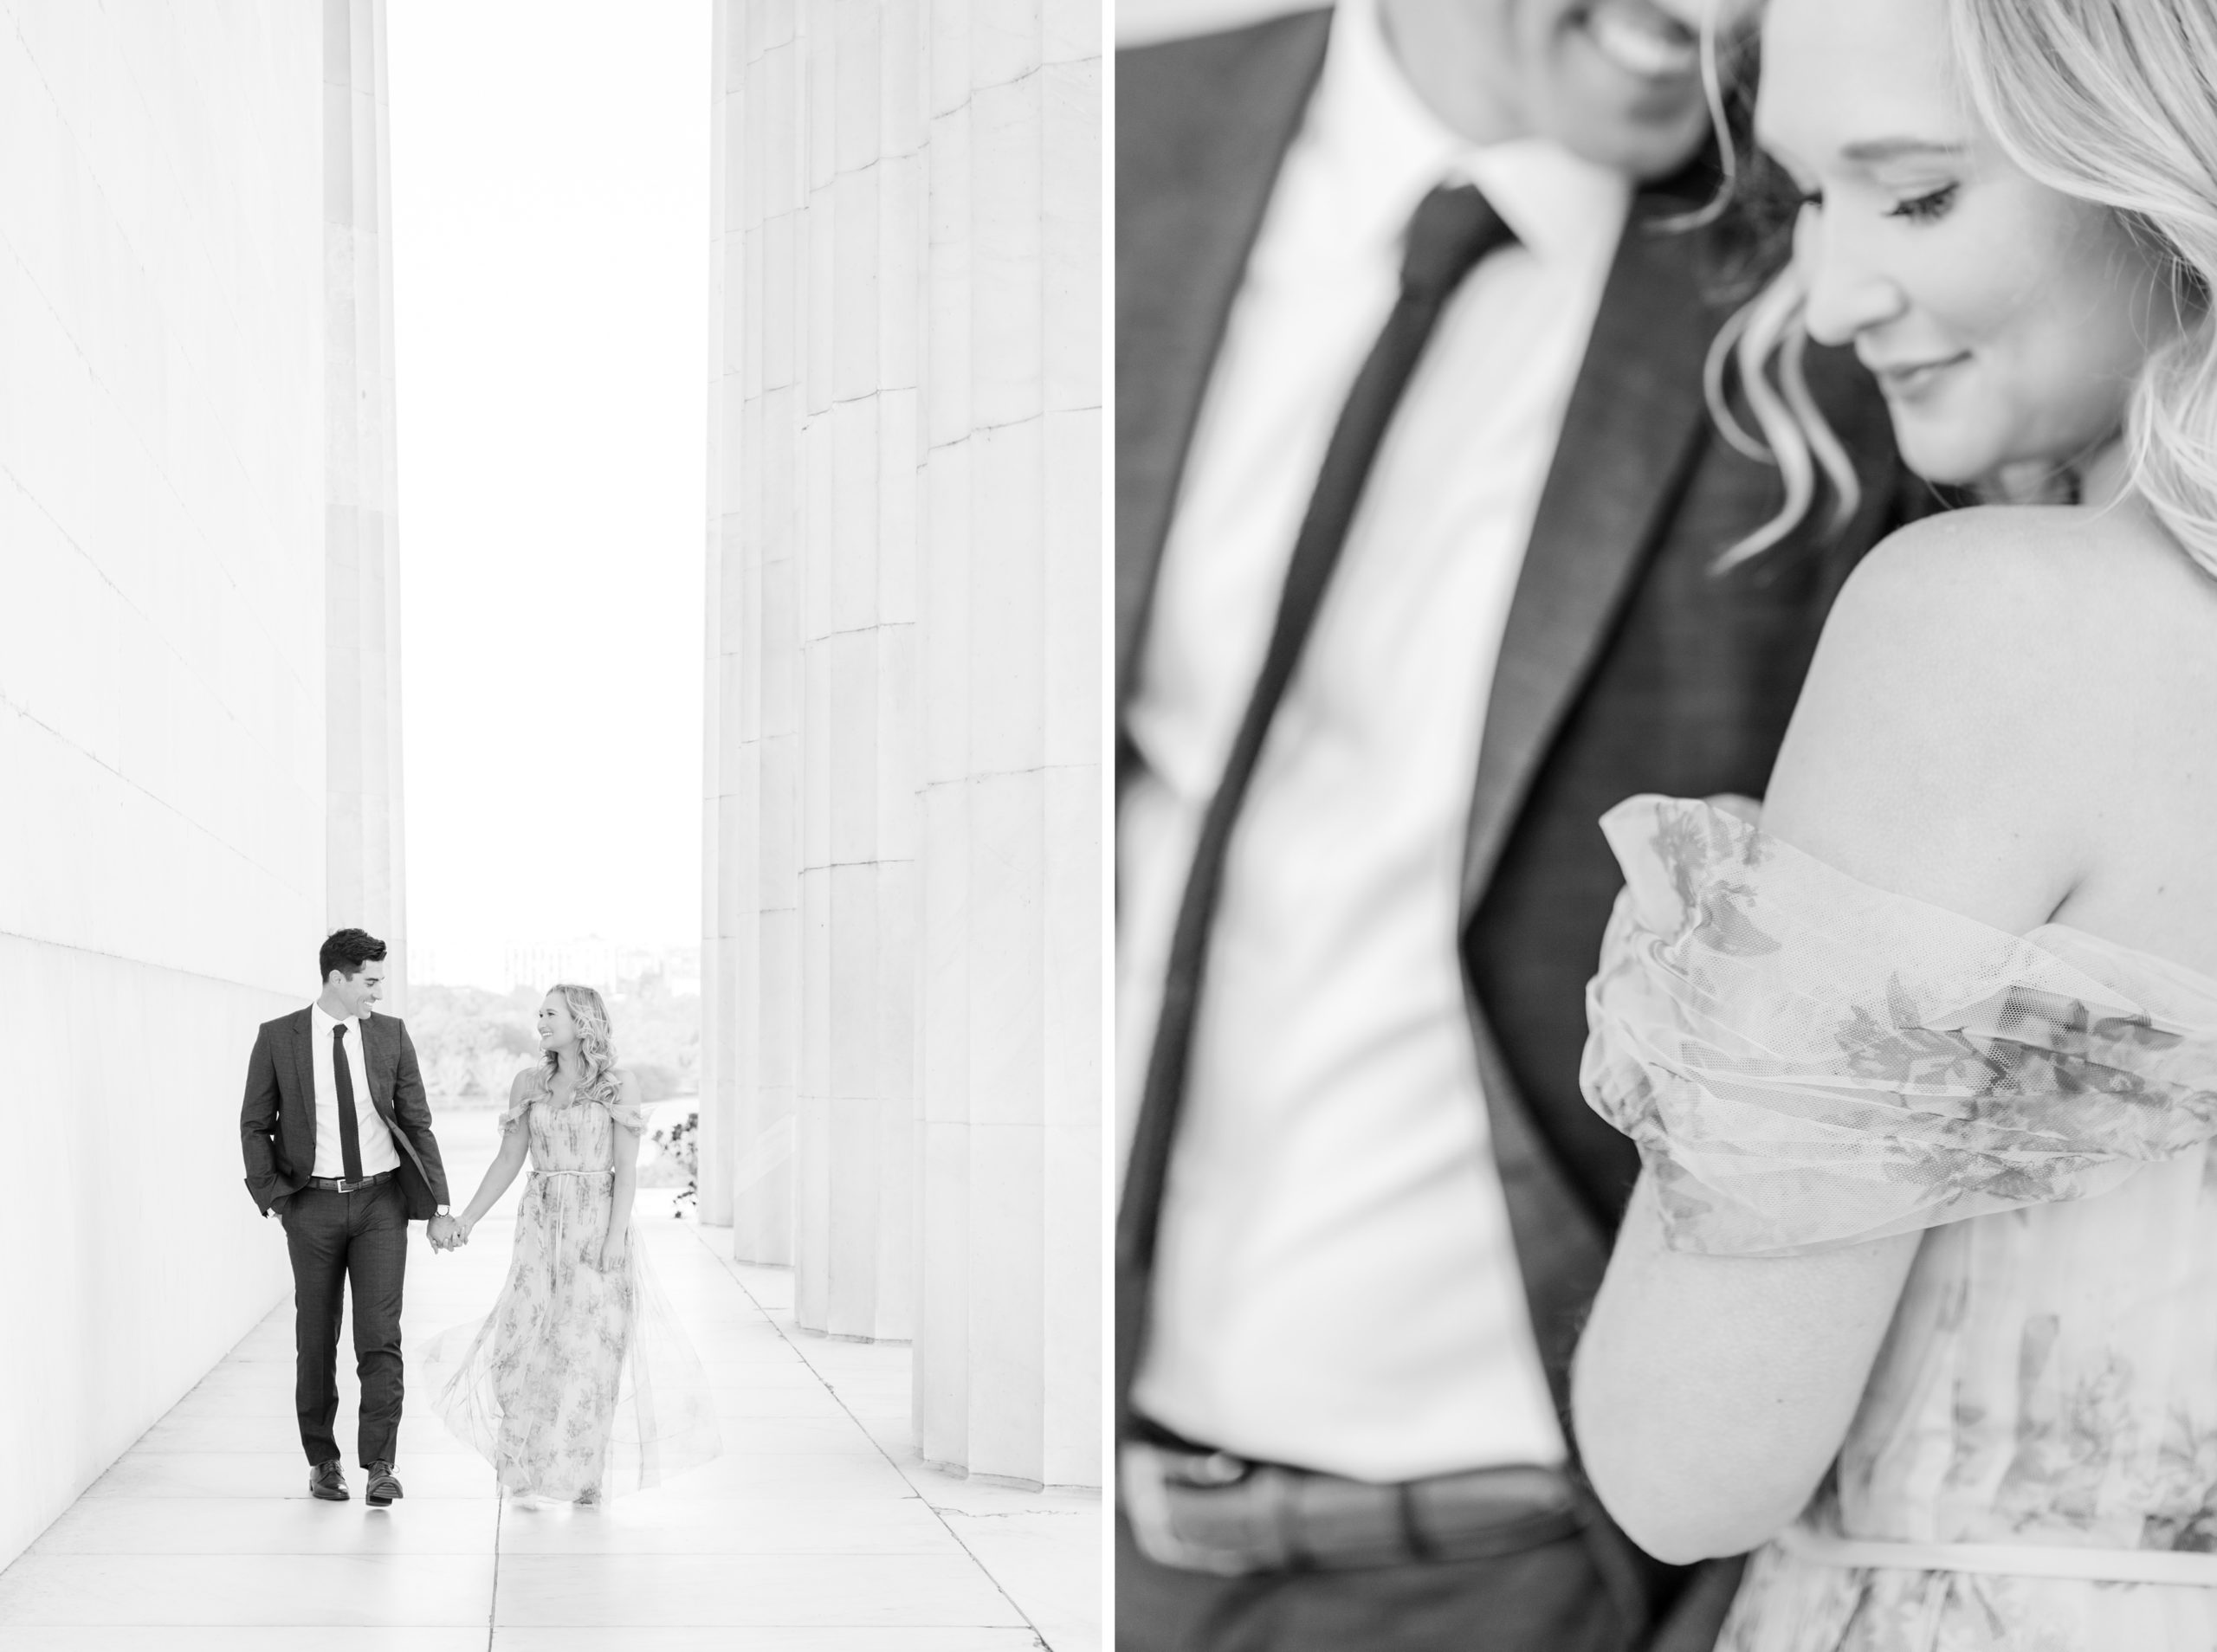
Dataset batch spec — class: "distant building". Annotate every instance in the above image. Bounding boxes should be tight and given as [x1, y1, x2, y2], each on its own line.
[505, 936, 629, 993]
[408, 939, 512, 992]
[411, 936, 701, 998]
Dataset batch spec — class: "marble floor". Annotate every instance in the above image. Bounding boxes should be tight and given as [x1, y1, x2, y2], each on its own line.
[0, 1135, 1101, 1651]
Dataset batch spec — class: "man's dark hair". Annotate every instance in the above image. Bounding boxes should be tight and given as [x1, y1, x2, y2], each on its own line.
[320, 928, 388, 984]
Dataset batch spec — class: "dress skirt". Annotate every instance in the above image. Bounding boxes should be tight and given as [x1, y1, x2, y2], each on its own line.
[420, 1098, 721, 1500]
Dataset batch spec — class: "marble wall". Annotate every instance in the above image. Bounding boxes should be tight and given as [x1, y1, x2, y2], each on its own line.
[705, 0, 1100, 1483]
[1114, 0, 1303, 43]
[0, 0, 401, 1568]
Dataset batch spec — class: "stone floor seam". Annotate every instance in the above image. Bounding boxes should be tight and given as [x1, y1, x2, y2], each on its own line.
[686, 1219, 1058, 1650]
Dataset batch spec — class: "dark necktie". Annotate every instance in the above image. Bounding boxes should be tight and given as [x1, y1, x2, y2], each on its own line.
[1115, 184, 1516, 1424]
[333, 1023, 365, 1184]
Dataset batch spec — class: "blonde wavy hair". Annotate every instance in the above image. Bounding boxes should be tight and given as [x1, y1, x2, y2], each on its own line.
[1706, 0, 2217, 573]
[538, 982, 623, 1107]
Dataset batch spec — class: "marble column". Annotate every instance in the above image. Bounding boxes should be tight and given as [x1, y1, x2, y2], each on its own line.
[323, 0, 409, 999]
[706, 0, 1101, 1479]
[703, 0, 803, 1260]
[789, 0, 924, 1342]
[912, 0, 1102, 1487]
[709, 0, 923, 1333]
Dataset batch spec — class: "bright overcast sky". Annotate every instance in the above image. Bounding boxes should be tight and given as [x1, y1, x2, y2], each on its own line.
[390, 1, 711, 964]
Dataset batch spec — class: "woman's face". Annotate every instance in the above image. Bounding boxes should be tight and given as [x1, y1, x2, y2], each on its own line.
[1755, 0, 2180, 486]
[537, 993, 577, 1050]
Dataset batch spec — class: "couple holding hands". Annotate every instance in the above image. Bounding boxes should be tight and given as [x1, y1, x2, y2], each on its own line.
[1115, 0, 2217, 1647]
[237, 928, 718, 1510]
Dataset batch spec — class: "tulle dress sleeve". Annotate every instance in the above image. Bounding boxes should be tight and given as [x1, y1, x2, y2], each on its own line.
[1581, 795, 2217, 1256]
[601, 1085, 649, 1134]
[495, 1078, 538, 1136]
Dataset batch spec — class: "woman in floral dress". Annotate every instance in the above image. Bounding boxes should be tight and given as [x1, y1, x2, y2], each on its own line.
[1569, 0, 2217, 1645]
[423, 984, 720, 1502]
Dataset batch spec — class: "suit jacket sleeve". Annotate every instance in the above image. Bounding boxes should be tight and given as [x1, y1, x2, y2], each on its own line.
[391, 1022, 451, 1206]
[240, 1023, 285, 1213]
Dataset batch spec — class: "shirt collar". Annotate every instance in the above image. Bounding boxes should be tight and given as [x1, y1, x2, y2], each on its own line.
[1311, 0, 1632, 268]
[311, 1001, 361, 1035]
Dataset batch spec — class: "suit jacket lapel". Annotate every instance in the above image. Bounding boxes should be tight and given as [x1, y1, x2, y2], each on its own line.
[1456, 192, 1725, 1419]
[1115, 8, 1332, 707]
[1459, 197, 1718, 921]
[360, 1015, 391, 1120]
[288, 1010, 316, 1152]
[361, 1015, 431, 1184]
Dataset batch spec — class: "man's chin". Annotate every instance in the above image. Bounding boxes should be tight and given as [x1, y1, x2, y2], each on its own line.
[1538, 93, 1711, 182]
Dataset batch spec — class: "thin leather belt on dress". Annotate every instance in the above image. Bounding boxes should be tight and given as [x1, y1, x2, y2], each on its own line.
[1777, 1522, 2217, 1585]
[529, 1169, 613, 1178]
[1120, 1438, 1583, 1575]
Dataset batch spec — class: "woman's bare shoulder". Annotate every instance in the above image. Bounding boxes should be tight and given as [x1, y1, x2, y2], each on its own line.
[1805, 502, 2217, 745]
[1836, 502, 2217, 658]
[1765, 500, 2217, 927]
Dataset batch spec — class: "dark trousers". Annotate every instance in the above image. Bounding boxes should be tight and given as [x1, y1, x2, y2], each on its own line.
[280, 1179, 408, 1467]
[1119, 1507, 1662, 1652]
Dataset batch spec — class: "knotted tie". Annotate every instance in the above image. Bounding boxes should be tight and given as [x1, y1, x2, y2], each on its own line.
[1116, 184, 1517, 1422]
[333, 1023, 365, 1184]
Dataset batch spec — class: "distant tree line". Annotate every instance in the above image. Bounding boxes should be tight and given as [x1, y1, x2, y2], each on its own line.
[409, 974, 701, 1112]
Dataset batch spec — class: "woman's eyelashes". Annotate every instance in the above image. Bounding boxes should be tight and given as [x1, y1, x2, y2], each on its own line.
[1787, 182, 1959, 223]
[1886, 183, 1959, 223]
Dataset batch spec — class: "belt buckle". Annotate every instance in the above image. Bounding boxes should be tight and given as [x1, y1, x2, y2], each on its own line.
[1120, 1442, 1264, 1578]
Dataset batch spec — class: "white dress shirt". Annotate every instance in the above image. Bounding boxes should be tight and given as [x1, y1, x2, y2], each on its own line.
[310, 1002, 401, 1179]
[1117, 0, 1631, 1481]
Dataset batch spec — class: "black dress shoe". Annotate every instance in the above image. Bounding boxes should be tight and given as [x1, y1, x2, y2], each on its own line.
[309, 1460, 349, 1501]
[365, 1460, 403, 1507]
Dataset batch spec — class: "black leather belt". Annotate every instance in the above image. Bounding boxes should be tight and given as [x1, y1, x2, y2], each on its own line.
[1121, 1438, 1586, 1576]
[302, 1170, 395, 1192]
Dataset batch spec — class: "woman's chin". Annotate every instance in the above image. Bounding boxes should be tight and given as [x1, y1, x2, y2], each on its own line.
[1890, 422, 1997, 492]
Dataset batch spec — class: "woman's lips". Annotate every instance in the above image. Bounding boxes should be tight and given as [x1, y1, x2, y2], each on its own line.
[1871, 352, 1970, 399]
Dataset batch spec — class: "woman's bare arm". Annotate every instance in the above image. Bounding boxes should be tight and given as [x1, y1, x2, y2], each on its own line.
[456, 1070, 534, 1239]
[599, 1069, 643, 1270]
[1572, 516, 2093, 1562]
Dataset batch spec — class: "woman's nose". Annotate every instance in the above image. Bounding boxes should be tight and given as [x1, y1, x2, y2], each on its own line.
[1794, 204, 1907, 347]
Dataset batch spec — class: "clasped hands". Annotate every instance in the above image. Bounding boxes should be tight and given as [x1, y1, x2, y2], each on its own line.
[424, 1213, 622, 1268]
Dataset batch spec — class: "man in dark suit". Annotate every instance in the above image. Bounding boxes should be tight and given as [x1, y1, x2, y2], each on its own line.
[1115, 0, 1915, 1646]
[240, 927, 456, 1507]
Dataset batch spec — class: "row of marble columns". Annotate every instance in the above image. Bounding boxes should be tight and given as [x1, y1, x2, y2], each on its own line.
[325, 0, 410, 997]
[703, 0, 1101, 1487]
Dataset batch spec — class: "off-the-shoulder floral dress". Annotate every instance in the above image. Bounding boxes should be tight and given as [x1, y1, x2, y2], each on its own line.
[420, 1082, 721, 1500]
[1585, 795, 2217, 1652]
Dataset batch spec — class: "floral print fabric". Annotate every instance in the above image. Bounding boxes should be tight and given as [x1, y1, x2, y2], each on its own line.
[1585, 797, 2217, 1258]
[420, 1087, 721, 1500]
[1584, 796, 2217, 1650]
